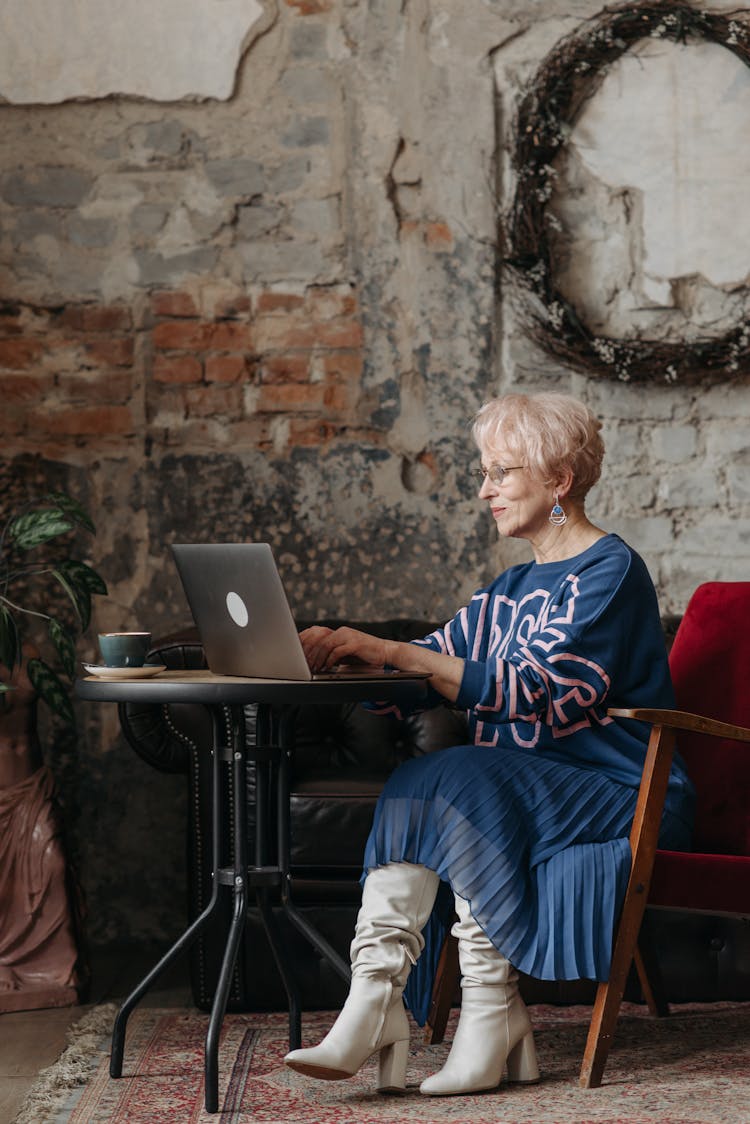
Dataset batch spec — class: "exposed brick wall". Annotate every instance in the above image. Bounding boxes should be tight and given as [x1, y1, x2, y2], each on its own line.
[0, 300, 138, 450]
[0, 283, 366, 454]
[149, 283, 365, 450]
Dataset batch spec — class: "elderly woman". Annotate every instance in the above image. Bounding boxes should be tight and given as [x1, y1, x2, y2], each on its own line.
[284, 392, 695, 1096]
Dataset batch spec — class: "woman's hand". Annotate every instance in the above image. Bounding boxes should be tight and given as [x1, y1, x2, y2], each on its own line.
[299, 626, 466, 702]
[299, 626, 392, 672]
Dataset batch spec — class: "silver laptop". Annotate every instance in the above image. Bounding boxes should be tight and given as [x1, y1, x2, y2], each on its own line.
[172, 542, 428, 682]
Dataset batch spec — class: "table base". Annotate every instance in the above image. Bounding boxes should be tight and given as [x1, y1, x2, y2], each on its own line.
[108, 703, 351, 1114]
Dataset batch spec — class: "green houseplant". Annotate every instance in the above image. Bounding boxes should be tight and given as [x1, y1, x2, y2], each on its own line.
[0, 490, 108, 726]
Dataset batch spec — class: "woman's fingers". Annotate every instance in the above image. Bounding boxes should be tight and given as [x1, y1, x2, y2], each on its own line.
[299, 626, 356, 671]
[308, 629, 353, 670]
[299, 626, 386, 671]
[299, 626, 334, 670]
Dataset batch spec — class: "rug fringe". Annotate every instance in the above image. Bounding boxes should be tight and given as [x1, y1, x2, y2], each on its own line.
[13, 1003, 117, 1124]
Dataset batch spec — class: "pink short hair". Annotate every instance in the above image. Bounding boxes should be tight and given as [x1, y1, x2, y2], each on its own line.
[472, 392, 604, 501]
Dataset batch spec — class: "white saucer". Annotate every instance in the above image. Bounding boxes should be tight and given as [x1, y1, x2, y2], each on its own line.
[83, 663, 167, 680]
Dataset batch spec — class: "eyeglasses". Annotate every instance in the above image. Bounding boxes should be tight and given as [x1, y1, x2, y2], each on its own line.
[471, 464, 524, 486]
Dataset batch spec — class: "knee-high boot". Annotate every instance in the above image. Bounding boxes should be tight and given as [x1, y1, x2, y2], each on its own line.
[284, 862, 439, 1090]
[420, 893, 539, 1096]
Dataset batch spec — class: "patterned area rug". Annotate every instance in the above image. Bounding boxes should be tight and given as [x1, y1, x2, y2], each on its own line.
[15, 1001, 750, 1123]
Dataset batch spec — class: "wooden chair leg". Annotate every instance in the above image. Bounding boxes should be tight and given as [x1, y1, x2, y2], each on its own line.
[581, 854, 670, 1088]
[579, 923, 638, 1088]
[633, 946, 660, 1018]
[580, 722, 676, 1088]
[424, 929, 459, 1044]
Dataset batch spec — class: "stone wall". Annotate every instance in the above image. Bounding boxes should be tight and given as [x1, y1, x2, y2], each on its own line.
[1, 0, 748, 945]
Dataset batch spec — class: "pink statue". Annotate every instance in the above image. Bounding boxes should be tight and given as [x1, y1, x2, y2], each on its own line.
[0, 648, 85, 1012]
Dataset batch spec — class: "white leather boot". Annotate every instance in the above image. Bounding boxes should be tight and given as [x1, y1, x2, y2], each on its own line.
[420, 894, 539, 1096]
[284, 862, 439, 1091]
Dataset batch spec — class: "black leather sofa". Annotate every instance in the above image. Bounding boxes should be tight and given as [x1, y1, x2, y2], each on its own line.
[119, 617, 750, 1014]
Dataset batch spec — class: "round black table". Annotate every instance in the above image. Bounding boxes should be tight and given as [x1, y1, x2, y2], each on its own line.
[76, 669, 428, 1113]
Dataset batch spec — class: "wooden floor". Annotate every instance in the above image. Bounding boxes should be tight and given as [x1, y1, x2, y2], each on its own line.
[0, 944, 193, 1122]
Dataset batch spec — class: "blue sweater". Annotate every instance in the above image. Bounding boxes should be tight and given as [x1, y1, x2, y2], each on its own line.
[413, 534, 694, 823]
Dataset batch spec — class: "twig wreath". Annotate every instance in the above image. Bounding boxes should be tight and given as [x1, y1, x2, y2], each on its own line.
[505, 1, 750, 384]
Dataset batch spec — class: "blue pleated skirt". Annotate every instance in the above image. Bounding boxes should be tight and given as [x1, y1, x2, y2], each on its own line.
[362, 743, 691, 1026]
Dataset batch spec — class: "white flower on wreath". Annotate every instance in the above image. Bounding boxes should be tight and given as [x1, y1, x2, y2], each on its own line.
[727, 21, 745, 46]
[548, 301, 565, 329]
[527, 260, 547, 284]
[591, 337, 617, 364]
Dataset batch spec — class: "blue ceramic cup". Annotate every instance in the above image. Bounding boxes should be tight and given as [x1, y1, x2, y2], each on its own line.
[98, 632, 152, 668]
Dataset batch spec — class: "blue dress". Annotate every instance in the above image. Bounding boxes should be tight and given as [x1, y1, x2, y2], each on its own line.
[362, 535, 696, 1025]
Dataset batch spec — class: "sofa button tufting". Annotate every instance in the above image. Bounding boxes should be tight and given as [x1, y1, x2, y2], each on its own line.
[709, 937, 725, 952]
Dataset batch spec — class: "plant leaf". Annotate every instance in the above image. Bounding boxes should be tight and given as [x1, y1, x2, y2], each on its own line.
[27, 657, 75, 725]
[57, 559, 108, 597]
[49, 618, 77, 681]
[51, 567, 91, 631]
[0, 604, 20, 672]
[8, 509, 75, 550]
[43, 491, 96, 535]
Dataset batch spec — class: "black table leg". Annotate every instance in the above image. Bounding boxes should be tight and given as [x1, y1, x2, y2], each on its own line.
[256, 888, 302, 1051]
[110, 708, 224, 1080]
[204, 705, 249, 1113]
[255, 705, 302, 1050]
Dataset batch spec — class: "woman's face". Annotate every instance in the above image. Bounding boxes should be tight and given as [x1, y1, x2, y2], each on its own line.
[477, 441, 556, 544]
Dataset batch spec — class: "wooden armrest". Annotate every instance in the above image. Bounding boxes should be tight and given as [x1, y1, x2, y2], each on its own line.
[607, 707, 750, 743]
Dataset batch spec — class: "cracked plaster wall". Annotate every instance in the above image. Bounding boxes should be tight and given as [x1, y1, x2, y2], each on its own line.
[1, 0, 749, 946]
[0, 0, 268, 103]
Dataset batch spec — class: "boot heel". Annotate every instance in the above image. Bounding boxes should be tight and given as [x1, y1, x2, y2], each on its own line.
[377, 1038, 408, 1092]
[506, 1031, 540, 1084]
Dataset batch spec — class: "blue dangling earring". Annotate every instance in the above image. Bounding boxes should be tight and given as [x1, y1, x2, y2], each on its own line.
[549, 493, 567, 527]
